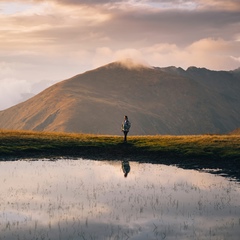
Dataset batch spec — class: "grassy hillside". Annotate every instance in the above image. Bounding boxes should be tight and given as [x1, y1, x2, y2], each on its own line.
[1, 62, 240, 135]
[1, 129, 239, 160]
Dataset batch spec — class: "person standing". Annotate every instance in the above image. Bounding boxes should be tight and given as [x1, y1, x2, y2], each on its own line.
[121, 115, 131, 142]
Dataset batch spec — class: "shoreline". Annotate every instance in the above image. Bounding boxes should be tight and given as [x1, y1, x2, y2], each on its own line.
[1, 129, 239, 181]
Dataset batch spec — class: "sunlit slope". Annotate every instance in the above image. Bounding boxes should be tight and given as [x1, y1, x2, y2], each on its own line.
[0, 61, 239, 134]
[230, 128, 240, 135]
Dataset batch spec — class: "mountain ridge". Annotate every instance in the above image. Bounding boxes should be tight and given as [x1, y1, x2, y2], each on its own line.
[0, 61, 239, 135]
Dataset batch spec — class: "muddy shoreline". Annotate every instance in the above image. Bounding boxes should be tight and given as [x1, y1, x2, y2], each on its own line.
[1, 147, 240, 183]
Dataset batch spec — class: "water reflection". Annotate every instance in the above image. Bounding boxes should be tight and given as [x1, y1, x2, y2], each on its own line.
[122, 160, 130, 177]
[0, 159, 240, 240]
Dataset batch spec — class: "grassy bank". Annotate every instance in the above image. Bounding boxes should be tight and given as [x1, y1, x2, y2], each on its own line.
[0, 129, 239, 161]
[1, 129, 239, 181]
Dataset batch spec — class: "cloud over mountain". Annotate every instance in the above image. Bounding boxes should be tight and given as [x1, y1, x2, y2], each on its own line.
[0, 0, 239, 111]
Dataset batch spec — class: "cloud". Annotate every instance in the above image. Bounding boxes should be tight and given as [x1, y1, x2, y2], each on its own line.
[92, 48, 153, 69]
[2, 0, 240, 12]
[53, 0, 240, 12]
[185, 38, 240, 69]
[1, 0, 239, 49]
[142, 38, 240, 70]
[0, 77, 31, 110]
[231, 56, 240, 63]
[0, 73, 63, 110]
[117, 57, 152, 69]
[115, 48, 144, 61]
[88, 38, 240, 71]
[196, 0, 240, 11]
[91, 47, 113, 67]
[0, 60, 69, 110]
[142, 0, 240, 11]
[55, 0, 123, 5]
[0, 0, 239, 109]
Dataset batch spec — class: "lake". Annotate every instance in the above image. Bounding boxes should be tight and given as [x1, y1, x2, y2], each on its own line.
[0, 159, 240, 240]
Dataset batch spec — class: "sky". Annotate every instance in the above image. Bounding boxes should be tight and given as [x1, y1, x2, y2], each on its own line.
[0, 0, 240, 110]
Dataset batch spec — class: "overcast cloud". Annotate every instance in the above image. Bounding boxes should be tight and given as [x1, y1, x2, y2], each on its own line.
[0, 0, 240, 110]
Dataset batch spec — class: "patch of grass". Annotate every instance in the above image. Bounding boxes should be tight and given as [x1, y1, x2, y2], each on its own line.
[0, 130, 239, 162]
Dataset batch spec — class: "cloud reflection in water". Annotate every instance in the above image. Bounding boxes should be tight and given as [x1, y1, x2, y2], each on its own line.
[0, 159, 239, 239]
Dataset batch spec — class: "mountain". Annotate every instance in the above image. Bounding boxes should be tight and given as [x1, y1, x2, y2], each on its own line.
[0, 60, 240, 135]
[230, 128, 240, 135]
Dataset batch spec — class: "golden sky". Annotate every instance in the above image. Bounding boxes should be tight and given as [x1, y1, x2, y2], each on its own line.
[0, 0, 240, 109]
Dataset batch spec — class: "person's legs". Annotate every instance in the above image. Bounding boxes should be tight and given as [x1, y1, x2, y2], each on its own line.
[124, 131, 128, 142]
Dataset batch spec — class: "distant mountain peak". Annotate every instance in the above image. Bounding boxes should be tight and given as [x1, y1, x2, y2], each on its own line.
[187, 66, 209, 72]
[159, 66, 185, 74]
[232, 67, 240, 73]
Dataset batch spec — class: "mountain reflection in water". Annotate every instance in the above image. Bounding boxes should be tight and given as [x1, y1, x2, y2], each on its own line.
[0, 159, 240, 240]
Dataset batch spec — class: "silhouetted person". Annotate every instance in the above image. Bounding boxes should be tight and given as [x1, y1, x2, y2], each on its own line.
[122, 160, 130, 178]
[121, 115, 131, 142]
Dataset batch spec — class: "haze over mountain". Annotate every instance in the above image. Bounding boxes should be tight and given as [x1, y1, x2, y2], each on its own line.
[0, 60, 239, 135]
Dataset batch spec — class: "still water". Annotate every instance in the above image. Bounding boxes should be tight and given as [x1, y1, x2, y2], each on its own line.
[0, 159, 240, 240]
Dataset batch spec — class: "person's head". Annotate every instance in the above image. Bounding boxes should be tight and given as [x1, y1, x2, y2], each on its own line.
[124, 115, 128, 120]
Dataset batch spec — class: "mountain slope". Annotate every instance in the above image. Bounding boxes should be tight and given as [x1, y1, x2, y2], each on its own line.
[0, 61, 239, 135]
[230, 128, 240, 135]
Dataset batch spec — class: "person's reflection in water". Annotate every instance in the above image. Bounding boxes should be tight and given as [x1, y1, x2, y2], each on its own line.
[122, 160, 130, 178]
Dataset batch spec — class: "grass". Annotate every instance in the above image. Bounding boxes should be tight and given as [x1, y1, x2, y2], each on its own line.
[0, 129, 239, 160]
[0, 129, 240, 180]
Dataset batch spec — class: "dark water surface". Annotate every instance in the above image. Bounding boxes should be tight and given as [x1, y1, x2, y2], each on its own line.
[0, 159, 240, 240]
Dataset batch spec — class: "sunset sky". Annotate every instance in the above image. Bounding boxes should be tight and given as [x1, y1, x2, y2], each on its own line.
[0, 0, 240, 110]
